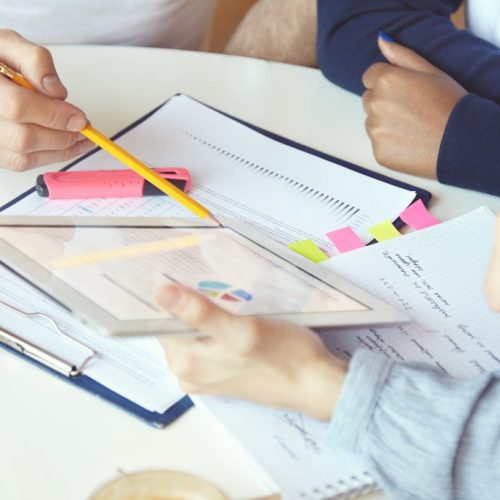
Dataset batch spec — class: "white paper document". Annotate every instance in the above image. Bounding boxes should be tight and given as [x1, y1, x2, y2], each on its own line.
[0, 93, 458, 498]
[198, 207, 500, 499]
[2, 94, 416, 249]
[0, 265, 183, 412]
[0, 93, 416, 425]
[0, 94, 415, 419]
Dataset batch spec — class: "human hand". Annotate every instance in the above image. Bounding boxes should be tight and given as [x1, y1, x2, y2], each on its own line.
[0, 29, 93, 171]
[485, 215, 500, 312]
[362, 35, 467, 179]
[158, 284, 346, 421]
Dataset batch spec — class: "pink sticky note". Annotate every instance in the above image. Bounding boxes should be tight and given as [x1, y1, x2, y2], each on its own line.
[326, 227, 365, 253]
[400, 200, 440, 230]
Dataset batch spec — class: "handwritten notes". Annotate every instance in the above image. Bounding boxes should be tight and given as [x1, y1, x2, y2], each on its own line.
[368, 220, 401, 242]
[326, 227, 365, 254]
[287, 239, 328, 263]
[322, 207, 500, 378]
[400, 199, 440, 230]
[195, 396, 369, 500]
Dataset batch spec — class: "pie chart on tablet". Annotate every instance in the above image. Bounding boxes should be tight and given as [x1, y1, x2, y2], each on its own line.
[198, 281, 252, 303]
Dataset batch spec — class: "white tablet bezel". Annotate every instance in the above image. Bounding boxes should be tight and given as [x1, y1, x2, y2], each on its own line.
[0, 215, 409, 336]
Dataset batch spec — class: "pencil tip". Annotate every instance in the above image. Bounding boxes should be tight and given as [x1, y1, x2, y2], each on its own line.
[206, 214, 223, 227]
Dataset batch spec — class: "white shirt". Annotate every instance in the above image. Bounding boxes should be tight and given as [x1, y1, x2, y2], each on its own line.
[467, 0, 500, 48]
[0, 0, 217, 49]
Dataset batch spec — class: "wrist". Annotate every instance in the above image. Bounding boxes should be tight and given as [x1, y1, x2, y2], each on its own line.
[296, 354, 347, 421]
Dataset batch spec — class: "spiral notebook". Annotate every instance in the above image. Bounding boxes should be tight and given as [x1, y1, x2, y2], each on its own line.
[197, 207, 500, 499]
[195, 394, 377, 499]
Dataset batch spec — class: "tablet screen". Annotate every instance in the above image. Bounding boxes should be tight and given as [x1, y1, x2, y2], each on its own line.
[0, 225, 368, 320]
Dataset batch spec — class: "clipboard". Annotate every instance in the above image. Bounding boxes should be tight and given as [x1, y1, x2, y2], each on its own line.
[0, 94, 431, 426]
[0, 295, 192, 428]
[0, 338, 193, 427]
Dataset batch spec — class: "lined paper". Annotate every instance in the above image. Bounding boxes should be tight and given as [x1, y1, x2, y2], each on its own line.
[322, 207, 500, 377]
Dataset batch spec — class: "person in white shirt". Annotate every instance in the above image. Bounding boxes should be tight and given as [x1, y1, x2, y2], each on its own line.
[0, 0, 221, 171]
[0, 0, 217, 49]
[0, 0, 315, 172]
[466, 0, 500, 47]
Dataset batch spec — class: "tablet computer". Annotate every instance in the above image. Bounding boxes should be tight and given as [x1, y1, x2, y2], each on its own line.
[0, 216, 409, 336]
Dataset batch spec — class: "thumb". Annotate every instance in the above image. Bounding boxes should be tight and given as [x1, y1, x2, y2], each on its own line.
[378, 32, 441, 74]
[0, 29, 67, 98]
[157, 284, 237, 339]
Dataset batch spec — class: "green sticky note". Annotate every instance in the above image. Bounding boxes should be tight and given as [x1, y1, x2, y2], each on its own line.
[287, 239, 329, 263]
[368, 220, 401, 242]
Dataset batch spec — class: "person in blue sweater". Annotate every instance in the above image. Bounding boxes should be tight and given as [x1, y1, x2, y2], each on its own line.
[159, 214, 500, 499]
[317, 0, 500, 197]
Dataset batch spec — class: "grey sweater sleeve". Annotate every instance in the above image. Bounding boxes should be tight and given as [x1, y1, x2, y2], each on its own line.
[328, 349, 500, 499]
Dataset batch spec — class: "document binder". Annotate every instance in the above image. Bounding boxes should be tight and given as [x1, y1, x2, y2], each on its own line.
[0, 94, 431, 427]
[2, 94, 432, 213]
[0, 295, 192, 427]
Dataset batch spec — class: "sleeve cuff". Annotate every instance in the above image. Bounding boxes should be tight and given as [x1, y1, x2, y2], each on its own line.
[437, 93, 500, 196]
[327, 349, 393, 454]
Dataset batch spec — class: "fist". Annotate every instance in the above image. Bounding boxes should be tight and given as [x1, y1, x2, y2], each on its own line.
[362, 36, 467, 179]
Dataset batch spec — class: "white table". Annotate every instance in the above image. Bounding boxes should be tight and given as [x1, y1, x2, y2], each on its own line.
[1, 46, 499, 500]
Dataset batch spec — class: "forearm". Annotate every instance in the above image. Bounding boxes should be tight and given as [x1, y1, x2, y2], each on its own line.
[317, 0, 500, 103]
[329, 350, 500, 499]
[225, 0, 317, 67]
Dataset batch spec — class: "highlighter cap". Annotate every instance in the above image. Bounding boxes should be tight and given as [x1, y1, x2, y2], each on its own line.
[36, 174, 49, 197]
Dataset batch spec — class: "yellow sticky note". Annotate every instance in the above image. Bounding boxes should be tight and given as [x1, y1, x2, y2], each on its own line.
[368, 220, 401, 242]
[288, 239, 329, 263]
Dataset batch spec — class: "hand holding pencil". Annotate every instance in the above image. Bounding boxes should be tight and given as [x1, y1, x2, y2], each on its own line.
[0, 29, 219, 222]
[0, 30, 93, 170]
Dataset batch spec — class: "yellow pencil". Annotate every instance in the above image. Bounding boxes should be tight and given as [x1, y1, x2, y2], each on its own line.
[79, 125, 215, 221]
[0, 61, 220, 224]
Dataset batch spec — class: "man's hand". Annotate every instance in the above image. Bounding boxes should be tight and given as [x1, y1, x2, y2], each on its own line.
[0, 29, 92, 171]
[158, 284, 346, 421]
[362, 36, 467, 178]
[485, 215, 500, 312]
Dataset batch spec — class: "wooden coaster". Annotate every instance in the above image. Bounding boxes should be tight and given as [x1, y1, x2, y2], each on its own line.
[91, 470, 228, 500]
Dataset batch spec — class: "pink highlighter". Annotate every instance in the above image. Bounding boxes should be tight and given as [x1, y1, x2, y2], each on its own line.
[36, 168, 191, 199]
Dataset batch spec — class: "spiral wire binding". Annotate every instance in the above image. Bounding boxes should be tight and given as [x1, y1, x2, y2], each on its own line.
[300, 472, 378, 499]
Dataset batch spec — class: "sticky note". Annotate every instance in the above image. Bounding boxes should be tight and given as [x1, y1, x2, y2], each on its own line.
[326, 227, 365, 254]
[400, 199, 440, 230]
[368, 220, 401, 242]
[288, 239, 329, 263]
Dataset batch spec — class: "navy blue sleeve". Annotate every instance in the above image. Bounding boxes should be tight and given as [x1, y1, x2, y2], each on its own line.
[317, 0, 500, 197]
[317, 0, 500, 104]
[439, 94, 500, 196]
